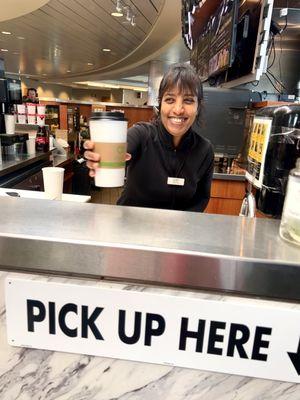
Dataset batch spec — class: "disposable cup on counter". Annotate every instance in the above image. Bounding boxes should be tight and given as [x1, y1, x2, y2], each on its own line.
[42, 167, 64, 200]
[26, 137, 36, 155]
[89, 111, 128, 188]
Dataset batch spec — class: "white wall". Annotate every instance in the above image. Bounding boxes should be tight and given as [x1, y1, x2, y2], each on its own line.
[21, 79, 143, 105]
[123, 89, 148, 106]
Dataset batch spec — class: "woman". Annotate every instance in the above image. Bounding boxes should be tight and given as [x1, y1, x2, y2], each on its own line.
[84, 63, 214, 212]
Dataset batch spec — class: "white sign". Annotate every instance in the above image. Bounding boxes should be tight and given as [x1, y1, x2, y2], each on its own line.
[5, 278, 300, 383]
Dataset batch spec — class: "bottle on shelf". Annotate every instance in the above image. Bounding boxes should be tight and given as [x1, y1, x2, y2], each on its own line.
[35, 126, 49, 152]
[279, 158, 300, 246]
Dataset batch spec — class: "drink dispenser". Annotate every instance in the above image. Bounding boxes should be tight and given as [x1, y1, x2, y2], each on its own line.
[245, 105, 300, 217]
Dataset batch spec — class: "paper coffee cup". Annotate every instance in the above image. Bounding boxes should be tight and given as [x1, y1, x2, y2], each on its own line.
[42, 167, 64, 200]
[26, 137, 36, 155]
[37, 105, 46, 126]
[4, 114, 15, 135]
[17, 104, 26, 114]
[89, 111, 128, 187]
[17, 114, 26, 124]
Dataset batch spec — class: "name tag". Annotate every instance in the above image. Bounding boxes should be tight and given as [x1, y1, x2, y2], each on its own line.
[167, 177, 185, 186]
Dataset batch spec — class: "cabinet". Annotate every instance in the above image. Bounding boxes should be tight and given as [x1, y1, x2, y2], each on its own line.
[205, 179, 245, 216]
[13, 169, 45, 191]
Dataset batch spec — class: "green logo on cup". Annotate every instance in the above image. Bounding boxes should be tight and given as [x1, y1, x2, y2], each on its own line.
[117, 145, 125, 154]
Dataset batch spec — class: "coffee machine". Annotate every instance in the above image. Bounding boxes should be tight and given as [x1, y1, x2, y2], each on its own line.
[0, 58, 29, 160]
[245, 104, 300, 217]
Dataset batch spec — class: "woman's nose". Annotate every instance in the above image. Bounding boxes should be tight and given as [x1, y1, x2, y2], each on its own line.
[173, 100, 184, 114]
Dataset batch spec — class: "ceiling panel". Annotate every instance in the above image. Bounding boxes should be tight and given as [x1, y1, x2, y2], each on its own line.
[0, 0, 165, 78]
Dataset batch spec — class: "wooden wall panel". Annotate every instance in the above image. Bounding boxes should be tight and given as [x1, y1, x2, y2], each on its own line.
[79, 104, 92, 122]
[205, 198, 243, 216]
[59, 105, 68, 130]
[106, 106, 154, 127]
[211, 180, 245, 199]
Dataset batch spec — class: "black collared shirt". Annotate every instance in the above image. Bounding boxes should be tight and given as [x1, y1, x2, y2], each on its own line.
[117, 120, 214, 212]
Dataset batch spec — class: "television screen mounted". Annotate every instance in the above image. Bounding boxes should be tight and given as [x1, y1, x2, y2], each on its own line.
[188, 0, 274, 87]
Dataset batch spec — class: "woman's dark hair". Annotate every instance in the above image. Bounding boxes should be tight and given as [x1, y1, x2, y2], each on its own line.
[157, 63, 203, 122]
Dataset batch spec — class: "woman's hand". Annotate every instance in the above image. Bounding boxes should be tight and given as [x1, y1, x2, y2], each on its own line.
[84, 140, 131, 178]
[83, 140, 100, 178]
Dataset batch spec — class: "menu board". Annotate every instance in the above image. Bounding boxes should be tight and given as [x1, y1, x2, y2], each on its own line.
[190, 45, 198, 72]
[197, 28, 210, 80]
[208, 0, 237, 76]
[190, 0, 238, 81]
[245, 117, 273, 188]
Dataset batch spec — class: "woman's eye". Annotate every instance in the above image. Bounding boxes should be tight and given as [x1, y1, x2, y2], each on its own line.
[184, 98, 195, 104]
[164, 97, 174, 103]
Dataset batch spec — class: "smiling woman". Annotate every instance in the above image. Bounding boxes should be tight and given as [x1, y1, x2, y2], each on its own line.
[85, 63, 214, 212]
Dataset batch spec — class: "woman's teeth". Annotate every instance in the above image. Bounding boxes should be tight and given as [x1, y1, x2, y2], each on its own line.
[169, 117, 186, 123]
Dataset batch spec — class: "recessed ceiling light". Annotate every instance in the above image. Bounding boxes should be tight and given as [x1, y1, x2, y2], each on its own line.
[42, 73, 47, 76]
[17, 36, 25, 40]
[111, 11, 123, 17]
[13, 51, 19, 55]
[102, 48, 111, 52]
[67, 70, 71, 72]
[1, 31, 11, 35]
[87, 62, 93, 66]
[0, 48, 8, 52]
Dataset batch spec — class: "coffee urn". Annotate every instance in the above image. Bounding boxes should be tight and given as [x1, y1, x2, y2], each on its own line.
[245, 104, 300, 217]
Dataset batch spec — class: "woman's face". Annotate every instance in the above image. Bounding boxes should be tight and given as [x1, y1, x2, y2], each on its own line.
[160, 85, 198, 142]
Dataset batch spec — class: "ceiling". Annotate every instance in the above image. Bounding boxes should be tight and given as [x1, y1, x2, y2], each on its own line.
[0, 0, 189, 87]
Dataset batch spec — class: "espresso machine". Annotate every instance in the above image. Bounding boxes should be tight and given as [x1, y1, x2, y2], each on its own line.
[0, 58, 28, 160]
[244, 104, 300, 217]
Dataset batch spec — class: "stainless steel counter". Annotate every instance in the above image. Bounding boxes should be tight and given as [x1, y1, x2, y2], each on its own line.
[0, 197, 299, 301]
[0, 152, 50, 177]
